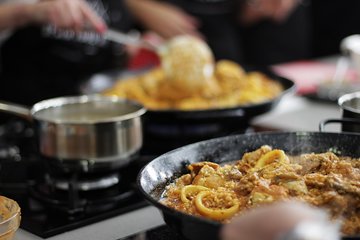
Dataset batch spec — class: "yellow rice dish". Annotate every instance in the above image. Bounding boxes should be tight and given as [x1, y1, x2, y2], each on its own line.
[103, 60, 283, 110]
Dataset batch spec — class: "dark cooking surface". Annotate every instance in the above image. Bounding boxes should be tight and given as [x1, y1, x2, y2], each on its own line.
[1, 150, 152, 238]
[0, 119, 151, 238]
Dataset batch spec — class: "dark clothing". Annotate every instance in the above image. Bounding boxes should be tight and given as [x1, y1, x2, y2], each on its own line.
[197, 14, 244, 63]
[240, 4, 311, 66]
[311, 0, 360, 57]
[168, 0, 311, 66]
[0, 0, 134, 106]
[168, 0, 236, 15]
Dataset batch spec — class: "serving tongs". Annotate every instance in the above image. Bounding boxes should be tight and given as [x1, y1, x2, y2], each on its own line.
[104, 29, 156, 50]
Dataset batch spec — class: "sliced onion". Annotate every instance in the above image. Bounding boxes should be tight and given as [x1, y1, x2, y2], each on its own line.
[180, 185, 209, 203]
[194, 191, 239, 221]
[254, 149, 288, 170]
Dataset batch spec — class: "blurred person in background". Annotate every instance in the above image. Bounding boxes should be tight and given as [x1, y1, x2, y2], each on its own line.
[0, 0, 106, 33]
[0, 0, 134, 106]
[125, 0, 311, 66]
[221, 201, 340, 240]
[311, 0, 360, 57]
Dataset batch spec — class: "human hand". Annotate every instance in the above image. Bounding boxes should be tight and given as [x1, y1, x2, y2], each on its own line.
[221, 201, 340, 240]
[125, 0, 202, 39]
[271, 0, 300, 22]
[30, 0, 107, 33]
[241, 0, 301, 25]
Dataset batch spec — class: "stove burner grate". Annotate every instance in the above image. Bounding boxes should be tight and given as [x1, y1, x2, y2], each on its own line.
[20, 192, 148, 238]
[49, 172, 121, 191]
[29, 181, 136, 216]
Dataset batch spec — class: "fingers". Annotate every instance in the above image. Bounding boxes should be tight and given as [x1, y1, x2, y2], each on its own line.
[37, 0, 106, 33]
[241, 0, 300, 24]
[184, 14, 201, 29]
[161, 11, 203, 40]
[65, 0, 84, 32]
[127, 0, 202, 40]
[51, 0, 76, 29]
[172, 17, 203, 39]
[271, 0, 300, 22]
[78, 0, 107, 33]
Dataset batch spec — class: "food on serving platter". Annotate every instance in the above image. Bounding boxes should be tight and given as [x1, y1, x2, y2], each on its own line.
[0, 196, 21, 240]
[103, 60, 283, 110]
[159, 35, 218, 95]
[161, 146, 360, 235]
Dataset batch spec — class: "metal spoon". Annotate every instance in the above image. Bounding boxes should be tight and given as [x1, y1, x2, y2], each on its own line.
[104, 29, 156, 50]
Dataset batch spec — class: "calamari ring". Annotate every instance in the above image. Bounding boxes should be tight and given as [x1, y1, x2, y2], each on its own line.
[180, 185, 209, 203]
[195, 191, 239, 220]
[254, 149, 288, 170]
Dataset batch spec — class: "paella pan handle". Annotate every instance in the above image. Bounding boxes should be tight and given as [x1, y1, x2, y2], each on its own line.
[0, 101, 32, 121]
[318, 118, 360, 132]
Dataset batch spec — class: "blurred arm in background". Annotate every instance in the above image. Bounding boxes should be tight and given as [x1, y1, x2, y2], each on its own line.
[124, 0, 202, 39]
[0, 0, 106, 33]
[125, 0, 302, 39]
[124, 0, 310, 65]
[240, 0, 302, 25]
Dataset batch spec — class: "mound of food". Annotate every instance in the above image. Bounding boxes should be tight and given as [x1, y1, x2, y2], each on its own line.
[103, 60, 283, 110]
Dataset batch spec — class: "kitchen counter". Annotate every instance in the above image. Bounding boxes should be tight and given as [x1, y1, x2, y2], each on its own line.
[15, 206, 165, 240]
[252, 94, 342, 132]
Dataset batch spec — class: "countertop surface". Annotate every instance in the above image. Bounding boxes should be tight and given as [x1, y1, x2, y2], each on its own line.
[252, 94, 341, 132]
[15, 206, 165, 240]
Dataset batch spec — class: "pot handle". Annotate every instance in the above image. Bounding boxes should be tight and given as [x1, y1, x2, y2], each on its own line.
[319, 118, 360, 132]
[0, 101, 32, 121]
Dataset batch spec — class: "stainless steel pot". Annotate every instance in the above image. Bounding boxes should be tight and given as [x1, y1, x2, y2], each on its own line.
[338, 91, 360, 132]
[0, 95, 146, 171]
[319, 91, 360, 133]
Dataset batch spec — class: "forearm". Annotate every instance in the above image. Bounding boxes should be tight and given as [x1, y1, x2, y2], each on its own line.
[125, 0, 200, 39]
[240, 0, 303, 26]
[0, 3, 36, 31]
[0, 0, 107, 34]
[125, 0, 157, 25]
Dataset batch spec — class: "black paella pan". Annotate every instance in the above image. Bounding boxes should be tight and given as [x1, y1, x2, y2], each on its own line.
[82, 69, 295, 122]
[137, 131, 360, 240]
[82, 69, 295, 153]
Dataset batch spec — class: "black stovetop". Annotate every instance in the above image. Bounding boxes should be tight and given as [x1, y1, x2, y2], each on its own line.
[0, 119, 155, 238]
[1, 152, 153, 238]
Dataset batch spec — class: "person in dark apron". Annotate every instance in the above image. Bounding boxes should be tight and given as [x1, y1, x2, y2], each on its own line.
[125, 0, 311, 66]
[0, 0, 134, 106]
